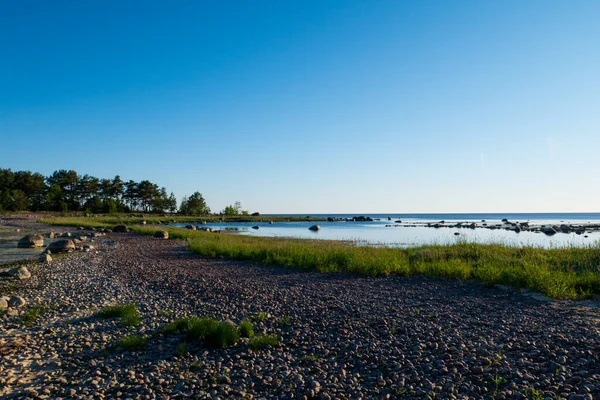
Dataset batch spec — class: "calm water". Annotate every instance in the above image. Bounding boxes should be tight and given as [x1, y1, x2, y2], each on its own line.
[0, 228, 55, 264]
[173, 213, 600, 248]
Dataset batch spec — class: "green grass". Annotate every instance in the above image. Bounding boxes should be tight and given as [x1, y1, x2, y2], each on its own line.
[117, 335, 147, 351]
[163, 316, 202, 335]
[204, 321, 240, 349]
[239, 319, 254, 338]
[186, 317, 220, 341]
[44, 217, 600, 299]
[97, 304, 141, 326]
[19, 305, 48, 326]
[40, 214, 326, 229]
[249, 334, 279, 350]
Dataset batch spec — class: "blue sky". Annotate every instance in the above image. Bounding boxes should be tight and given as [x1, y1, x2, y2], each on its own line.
[1, 1, 599, 213]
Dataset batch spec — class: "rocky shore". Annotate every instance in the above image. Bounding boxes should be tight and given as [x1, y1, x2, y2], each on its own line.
[0, 217, 599, 399]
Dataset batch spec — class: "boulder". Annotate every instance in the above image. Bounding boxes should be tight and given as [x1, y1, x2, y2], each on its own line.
[308, 225, 321, 231]
[17, 235, 44, 248]
[154, 230, 169, 239]
[327, 217, 335, 222]
[0, 297, 7, 311]
[251, 212, 260, 216]
[62, 232, 72, 237]
[541, 227, 557, 235]
[47, 232, 56, 239]
[185, 225, 196, 230]
[45, 239, 75, 253]
[113, 225, 129, 233]
[39, 253, 52, 264]
[8, 296, 26, 308]
[9, 266, 31, 280]
[269, 221, 274, 224]
[252, 226, 260, 230]
[514, 226, 521, 233]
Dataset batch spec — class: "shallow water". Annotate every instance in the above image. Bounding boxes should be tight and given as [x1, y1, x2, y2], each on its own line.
[172, 213, 600, 248]
[0, 228, 52, 264]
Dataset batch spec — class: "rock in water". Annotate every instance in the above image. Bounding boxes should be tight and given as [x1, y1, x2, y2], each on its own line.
[308, 225, 321, 231]
[45, 239, 76, 253]
[154, 230, 169, 239]
[252, 226, 260, 230]
[17, 234, 44, 248]
[113, 225, 129, 232]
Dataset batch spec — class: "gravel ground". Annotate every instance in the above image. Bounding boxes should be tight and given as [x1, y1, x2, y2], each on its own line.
[0, 219, 599, 399]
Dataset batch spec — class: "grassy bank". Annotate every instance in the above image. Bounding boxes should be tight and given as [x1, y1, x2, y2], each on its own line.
[43, 218, 600, 299]
[40, 214, 326, 226]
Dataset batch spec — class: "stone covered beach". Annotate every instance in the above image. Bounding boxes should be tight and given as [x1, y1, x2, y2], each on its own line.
[0, 216, 599, 399]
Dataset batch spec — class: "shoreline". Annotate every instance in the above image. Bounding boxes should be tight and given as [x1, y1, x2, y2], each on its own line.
[0, 216, 599, 398]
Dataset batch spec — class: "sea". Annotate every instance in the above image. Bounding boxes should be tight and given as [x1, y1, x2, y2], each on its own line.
[172, 213, 600, 249]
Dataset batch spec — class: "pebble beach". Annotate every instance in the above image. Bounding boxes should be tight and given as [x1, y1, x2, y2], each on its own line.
[0, 216, 599, 399]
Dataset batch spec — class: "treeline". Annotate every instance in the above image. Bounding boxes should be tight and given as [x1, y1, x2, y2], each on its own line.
[0, 168, 177, 213]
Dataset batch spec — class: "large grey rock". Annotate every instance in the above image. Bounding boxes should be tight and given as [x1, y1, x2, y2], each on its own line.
[154, 230, 169, 239]
[45, 239, 75, 253]
[113, 225, 129, 233]
[17, 235, 44, 248]
[541, 226, 557, 235]
[308, 225, 321, 231]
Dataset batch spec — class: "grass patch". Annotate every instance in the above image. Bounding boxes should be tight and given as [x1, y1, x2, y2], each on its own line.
[163, 316, 202, 335]
[205, 321, 240, 349]
[19, 305, 48, 326]
[251, 312, 267, 322]
[186, 318, 220, 341]
[97, 304, 140, 326]
[163, 317, 244, 349]
[177, 342, 187, 357]
[117, 335, 147, 351]
[131, 226, 600, 299]
[249, 334, 278, 350]
[239, 319, 254, 338]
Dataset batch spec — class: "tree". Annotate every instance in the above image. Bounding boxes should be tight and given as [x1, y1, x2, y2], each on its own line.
[221, 201, 244, 216]
[179, 192, 210, 215]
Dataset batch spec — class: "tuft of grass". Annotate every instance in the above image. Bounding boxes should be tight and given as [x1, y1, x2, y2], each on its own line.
[163, 317, 201, 335]
[177, 342, 187, 357]
[205, 321, 240, 349]
[186, 318, 219, 341]
[117, 335, 147, 351]
[277, 315, 292, 328]
[249, 334, 279, 351]
[97, 304, 140, 326]
[251, 312, 267, 322]
[19, 305, 48, 326]
[239, 319, 254, 338]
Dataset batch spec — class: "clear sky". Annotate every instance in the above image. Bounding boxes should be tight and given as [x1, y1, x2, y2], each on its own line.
[1, 1, 599, 213]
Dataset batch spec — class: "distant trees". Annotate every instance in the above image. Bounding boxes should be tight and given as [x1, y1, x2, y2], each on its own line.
[0, 168, 178, 214]
[179, 192, 211, 215]
[221, 201, 248, 216]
